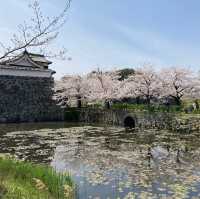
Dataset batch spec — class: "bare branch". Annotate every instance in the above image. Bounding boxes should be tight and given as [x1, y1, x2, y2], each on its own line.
[0, 0, 72, 61]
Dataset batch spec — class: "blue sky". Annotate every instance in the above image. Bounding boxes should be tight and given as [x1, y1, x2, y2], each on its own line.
[0, 0, 200, 78]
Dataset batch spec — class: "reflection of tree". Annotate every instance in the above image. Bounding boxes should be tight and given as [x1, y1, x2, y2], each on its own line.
[2, 125, 200, 198]
[50, 127, 200, 198]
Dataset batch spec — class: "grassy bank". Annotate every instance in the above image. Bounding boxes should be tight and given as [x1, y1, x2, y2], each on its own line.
[0, 156, 74, 199]
[112, 102, 200, 114]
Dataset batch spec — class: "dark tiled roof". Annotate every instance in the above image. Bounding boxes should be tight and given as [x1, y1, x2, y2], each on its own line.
[28, 52, 52, 64]
[2, 50, 52, 69]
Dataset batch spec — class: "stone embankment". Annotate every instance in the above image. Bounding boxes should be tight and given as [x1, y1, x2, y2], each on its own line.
[65, 108, 200, 132]
[172, 116, 200, 133]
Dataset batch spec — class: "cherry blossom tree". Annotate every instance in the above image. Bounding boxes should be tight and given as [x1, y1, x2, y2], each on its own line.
[53, 80, 69, 107]
[55, 66, 200, 109]
[0, 0, 71, 62]
[86, 69, 121, 107]
[125, 65, 162, 105]
[54, 70, 122, 108]
[192, 74, 200, 99]
[160, 67, 197, 105]
[54, 75, 90, 108]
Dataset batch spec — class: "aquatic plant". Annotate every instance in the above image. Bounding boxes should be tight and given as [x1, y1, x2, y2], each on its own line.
[0, 156, 74, 199]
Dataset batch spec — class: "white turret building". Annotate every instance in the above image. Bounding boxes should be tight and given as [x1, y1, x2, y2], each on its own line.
[0, 50, 55, 78]
[0, 51, 63, 123]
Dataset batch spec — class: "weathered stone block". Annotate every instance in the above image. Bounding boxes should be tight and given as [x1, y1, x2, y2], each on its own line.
[0, 75, 64, 123]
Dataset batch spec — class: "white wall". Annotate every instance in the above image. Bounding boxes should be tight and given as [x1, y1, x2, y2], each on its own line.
[0, 68, 53, 78]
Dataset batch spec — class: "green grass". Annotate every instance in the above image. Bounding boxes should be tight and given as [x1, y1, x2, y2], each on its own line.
[111, 103, 183, 113]
[0, 156, 74, 199]
[111, 100, 200, 114]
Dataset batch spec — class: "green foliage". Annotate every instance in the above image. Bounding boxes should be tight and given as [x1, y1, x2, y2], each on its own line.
[112, 103, 183, 113]
[0, 156, 74, 199]
[111, 100, 200, 114]
[112, 103, 146, 111]
[192, 109, 200, 114]
[86, 103, 102, 108]
[117, 68, 135, 81]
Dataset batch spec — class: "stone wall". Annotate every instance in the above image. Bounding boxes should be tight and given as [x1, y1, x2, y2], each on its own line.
[78, 108, 175, 129]
[65, 108, 200, 132]
[0, 75, 64, 123]
[171, 116, 200, 133]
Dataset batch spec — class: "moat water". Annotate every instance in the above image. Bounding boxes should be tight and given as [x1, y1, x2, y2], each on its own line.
[0, 122, 200, 199]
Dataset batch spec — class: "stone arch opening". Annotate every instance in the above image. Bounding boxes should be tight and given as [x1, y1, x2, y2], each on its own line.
[124, 116, 135, 128]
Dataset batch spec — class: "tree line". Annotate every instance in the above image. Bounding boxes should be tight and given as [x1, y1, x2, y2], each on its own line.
[54, 65, 200, 108]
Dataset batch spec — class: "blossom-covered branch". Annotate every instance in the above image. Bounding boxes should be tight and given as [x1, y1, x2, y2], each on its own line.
[0, 0, 71, 62]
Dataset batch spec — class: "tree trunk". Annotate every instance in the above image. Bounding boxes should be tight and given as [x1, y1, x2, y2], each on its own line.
[105, 100, 110, 109]
[146, 96, 151, 106]
[77, 96, 82, 108]
[175, 96, 181, 106]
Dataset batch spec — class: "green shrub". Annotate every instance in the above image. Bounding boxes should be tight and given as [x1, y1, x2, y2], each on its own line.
[87, 103, 102, 108]
[111, 103, 184, 113]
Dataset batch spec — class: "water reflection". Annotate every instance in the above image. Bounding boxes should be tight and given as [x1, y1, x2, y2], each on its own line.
[1, 123, 200, 198]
